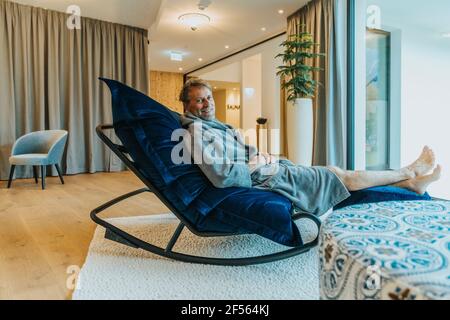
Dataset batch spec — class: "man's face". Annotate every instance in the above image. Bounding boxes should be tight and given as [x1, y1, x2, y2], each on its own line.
[185, 86, 216, 121]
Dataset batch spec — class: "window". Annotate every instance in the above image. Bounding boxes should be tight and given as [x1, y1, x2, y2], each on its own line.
[366, 29, 390, 170]
[349, 0, 450, 199]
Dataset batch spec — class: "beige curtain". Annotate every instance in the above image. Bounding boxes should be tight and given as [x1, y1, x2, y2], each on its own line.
[284, 0, 347, 168]
[0, 0, 149, 180]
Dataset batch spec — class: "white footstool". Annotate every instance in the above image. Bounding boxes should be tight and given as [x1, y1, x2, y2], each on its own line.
[320, 200, 450, 300]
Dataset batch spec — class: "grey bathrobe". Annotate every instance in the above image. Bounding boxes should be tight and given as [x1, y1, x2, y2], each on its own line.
[180, 112, 258, 188]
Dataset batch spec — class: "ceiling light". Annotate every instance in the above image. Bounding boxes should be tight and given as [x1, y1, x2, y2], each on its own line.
[278, 9, 284, 14]
[178, 67, 183, 71]
[178, 13, 211, 31]
[198, 58, 203, 62]
[225, 45, 230, 49]
[261, 27, 266, 32]
[170, 51, 183, 61]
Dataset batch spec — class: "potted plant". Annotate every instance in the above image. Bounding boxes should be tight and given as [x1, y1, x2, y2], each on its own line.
[276, 26, 325, 166]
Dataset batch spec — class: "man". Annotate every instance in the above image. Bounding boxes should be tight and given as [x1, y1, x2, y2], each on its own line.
[179, 79, 442, 216]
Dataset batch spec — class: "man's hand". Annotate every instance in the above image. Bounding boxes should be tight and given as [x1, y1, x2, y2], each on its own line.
[259, 152, 278, 165]
[249, 154, 267, 166]
[249, 153, 278, 166]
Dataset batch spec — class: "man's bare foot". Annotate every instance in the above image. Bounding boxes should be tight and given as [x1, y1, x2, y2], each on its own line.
[402, 165, 442, 195]
[404, 146, 436, 178]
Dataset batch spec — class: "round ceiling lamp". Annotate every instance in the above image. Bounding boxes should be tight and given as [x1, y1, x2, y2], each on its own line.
[178, 13, 211, 31]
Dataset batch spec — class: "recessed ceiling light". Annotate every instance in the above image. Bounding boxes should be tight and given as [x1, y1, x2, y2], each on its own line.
[170, 51, 183, 61]
[225, 45, 230, 49]
[198, 58, 203, 62]
[178, 67, 183, 71]
[278, 9, 284, 14]
[214, 86, 218, 89]
[261, 27, 266, 32]
[178, 13, 211, 31]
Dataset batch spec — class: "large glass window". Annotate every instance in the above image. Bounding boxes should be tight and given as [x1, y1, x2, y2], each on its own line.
[351, 0, 450, 199]
[366, 29, 390, 170]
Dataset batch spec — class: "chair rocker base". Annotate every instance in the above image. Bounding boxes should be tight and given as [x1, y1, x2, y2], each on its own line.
[91, 124, 322, 266]
[90, 187, 321, 266]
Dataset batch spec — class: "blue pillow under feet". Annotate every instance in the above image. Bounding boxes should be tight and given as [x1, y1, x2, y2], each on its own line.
[334, 186, 432, 210]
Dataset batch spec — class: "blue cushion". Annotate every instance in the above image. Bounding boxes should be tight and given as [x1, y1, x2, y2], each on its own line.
[100, 78, 303, 247]
[211, 190, 302, 247]
[334, 186, 432, 210]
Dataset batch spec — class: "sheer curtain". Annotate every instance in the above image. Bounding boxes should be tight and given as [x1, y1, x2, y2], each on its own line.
[0, 0, 149, 180]
[285, 0, 347, 168]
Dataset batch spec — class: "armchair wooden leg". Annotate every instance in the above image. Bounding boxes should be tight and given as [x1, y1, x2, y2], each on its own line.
[33, 166, 39, 184]
[7, 165, 16, 189]
[55, 164, 65, 185]
[41, 165, 46, 190]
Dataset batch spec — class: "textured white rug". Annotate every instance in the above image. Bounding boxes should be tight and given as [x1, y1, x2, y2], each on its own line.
[73, 213, 323, 300]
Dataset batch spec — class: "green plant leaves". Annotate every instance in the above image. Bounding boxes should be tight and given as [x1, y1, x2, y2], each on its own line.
[276, 26, 326, 101]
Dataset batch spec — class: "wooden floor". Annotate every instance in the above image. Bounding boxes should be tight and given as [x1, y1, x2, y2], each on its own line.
[0, 172, 168, 300]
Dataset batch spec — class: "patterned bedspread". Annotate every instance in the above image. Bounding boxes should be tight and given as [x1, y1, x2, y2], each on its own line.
[320, 200, 450, 300]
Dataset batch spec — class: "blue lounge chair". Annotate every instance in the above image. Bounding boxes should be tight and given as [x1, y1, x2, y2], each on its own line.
[90, 79, 321, 266]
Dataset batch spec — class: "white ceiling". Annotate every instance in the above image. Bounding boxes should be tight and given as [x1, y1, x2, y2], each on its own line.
[10, 0, 307, 74]
[149, 0, 308, 73]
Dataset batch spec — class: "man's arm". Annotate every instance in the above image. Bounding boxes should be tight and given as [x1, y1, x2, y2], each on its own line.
[188, 123, 253, 189]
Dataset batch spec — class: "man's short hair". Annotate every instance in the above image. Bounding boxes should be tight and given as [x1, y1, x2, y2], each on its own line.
[179, 78, 212, 105]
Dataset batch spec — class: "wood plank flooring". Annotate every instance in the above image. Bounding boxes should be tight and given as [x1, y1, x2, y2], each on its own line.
[0, 172, 168, 300]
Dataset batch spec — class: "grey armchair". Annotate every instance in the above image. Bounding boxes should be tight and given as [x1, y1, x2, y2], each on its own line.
[8, 130, 68, 190]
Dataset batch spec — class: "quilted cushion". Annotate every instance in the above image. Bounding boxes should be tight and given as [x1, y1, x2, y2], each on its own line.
[334, 186, 432, 210]
[9, 154, 48, 165]
[212, 189, 302, 247]
[100, 78, 303, 247]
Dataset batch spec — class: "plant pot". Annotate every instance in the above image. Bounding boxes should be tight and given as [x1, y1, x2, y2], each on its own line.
[287, 98, 313, 166]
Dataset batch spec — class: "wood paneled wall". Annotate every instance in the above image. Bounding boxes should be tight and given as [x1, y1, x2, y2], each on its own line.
[149, 71, 184, 113]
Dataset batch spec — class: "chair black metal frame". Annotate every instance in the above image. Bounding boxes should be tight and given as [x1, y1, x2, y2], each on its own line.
[91, 124, 322, 266]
